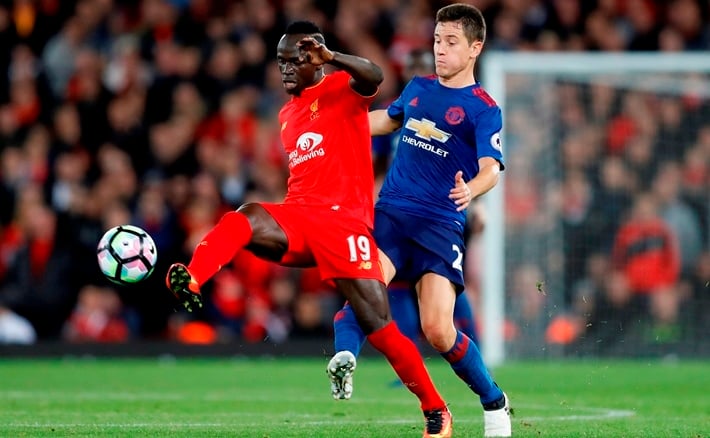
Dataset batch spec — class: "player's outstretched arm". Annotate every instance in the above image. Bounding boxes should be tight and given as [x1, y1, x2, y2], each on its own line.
[369, 109, 401, 136]
[298, 37, 382, 96]
[449, 157, 500, 211]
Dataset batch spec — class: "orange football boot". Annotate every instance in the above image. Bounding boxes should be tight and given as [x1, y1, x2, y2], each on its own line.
[166, 263, 203, 312]
[423, 406, 453, 438]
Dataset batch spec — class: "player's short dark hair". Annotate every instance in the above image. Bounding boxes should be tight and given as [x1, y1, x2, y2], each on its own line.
[284, 20, 325, 44]
[436, 3, 486, 44]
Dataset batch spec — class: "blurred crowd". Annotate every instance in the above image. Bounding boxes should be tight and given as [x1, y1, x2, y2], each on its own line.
[502, 71, 710, 357]
[0, 0, 708, 353]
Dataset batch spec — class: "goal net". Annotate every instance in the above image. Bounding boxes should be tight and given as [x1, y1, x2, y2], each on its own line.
[479, 53, 710, 365]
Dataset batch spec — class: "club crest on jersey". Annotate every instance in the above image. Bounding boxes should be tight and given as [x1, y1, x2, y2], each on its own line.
[445, 106, 465, 125]
[310, 99, 320, 120]
[404, 117, 451, 143]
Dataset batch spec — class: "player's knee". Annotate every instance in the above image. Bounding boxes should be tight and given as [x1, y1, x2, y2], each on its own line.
[421, 322, 454, 352]
[235, 203, 261, 226]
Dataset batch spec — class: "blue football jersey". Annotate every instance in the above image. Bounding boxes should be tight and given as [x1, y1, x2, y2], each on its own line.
[376, 76, 504, 228]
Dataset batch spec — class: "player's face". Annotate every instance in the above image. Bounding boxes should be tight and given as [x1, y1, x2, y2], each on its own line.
[433, 21, 482, 81]
[277, 34, 319, 96]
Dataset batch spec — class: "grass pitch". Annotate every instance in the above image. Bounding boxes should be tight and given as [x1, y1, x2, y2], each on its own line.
[0, 356, 707, 437]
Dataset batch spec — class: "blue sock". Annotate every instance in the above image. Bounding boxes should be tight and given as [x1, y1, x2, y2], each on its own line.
[441, 330, 503, 405]
[453, 292, 480, 347]
[333, 303, 366, 357]
[388, 284, 421, 348]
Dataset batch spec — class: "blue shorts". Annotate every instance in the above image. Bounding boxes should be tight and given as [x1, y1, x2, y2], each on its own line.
[374, 207, 466, 292]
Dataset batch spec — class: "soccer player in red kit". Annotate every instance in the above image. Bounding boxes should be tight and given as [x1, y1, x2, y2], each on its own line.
[166, 21, 452, 437]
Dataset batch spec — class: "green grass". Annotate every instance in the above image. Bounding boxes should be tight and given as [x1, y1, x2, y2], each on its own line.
[0, 357, 707, 437]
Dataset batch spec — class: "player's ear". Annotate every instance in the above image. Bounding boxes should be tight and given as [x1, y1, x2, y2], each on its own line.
[470, 40, 483, 59]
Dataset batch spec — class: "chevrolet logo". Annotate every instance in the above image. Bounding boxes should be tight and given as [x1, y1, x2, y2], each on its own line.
[404, 117, 451, 142]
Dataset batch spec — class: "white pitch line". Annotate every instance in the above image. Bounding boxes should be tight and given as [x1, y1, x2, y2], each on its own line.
[4, 409, 636, 429]
[523, 410, 636, 421]
[0, 391, 636, 423]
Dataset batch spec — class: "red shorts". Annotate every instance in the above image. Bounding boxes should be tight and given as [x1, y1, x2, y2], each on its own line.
[261, 203, 384, 283]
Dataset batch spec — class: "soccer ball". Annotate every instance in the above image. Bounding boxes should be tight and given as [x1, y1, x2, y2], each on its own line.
[97, 225, 157, 285]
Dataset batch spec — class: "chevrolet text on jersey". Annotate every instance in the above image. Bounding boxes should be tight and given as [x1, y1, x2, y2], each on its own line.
[401, 134, 450, 157]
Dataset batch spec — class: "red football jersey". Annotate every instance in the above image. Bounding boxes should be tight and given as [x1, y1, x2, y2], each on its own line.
[279, 70, 377, 225]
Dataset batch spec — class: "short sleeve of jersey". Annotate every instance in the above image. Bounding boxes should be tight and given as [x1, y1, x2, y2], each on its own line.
[474, 105, 505, 170]
[330, 70, 376, 109]
[387, 81, 416, 122]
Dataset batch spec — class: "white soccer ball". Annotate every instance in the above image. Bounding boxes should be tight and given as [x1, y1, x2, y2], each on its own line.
[97, 225, 157, 285]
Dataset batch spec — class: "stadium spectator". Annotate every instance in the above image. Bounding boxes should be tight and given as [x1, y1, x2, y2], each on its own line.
[611, 192, 681, 297]
[588, 156, 634, 252]
[651, 161, 704, 278]
[575, 266, 644, 356]
[0, 198, 81, 339]
[506, 263, 549, 357]
[687, 252, 710, 354]
[0, 306, 36, 344]
[41, 16, 87, 99]
[62, 285, 131, 343]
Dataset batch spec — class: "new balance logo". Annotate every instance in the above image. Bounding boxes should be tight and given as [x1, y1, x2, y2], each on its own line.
[358, 261, 372, 270]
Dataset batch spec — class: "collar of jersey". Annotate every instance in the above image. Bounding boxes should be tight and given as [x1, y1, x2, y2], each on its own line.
[303, 75, 327, 92]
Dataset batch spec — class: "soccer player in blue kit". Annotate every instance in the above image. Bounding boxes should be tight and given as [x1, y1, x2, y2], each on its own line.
[372, 48, 482, 351]
[328, 4, 512, 437]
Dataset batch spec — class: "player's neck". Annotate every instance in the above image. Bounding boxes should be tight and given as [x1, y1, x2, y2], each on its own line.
[301, 73, 326, 94]
[437, 70, 476, 88]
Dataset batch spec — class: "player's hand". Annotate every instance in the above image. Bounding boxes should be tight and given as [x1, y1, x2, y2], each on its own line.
[449, 170, 472, 212]
[297, 37, 334, 66]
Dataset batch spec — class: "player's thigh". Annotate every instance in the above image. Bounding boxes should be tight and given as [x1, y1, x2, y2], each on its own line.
[307, 213, 389, 333]
[417, 272, 457, 332]
[409, 220, 467, 292]
[243, 203, 312, 265]
[375, 208, 466, 290]
[307, 213, 383, 282]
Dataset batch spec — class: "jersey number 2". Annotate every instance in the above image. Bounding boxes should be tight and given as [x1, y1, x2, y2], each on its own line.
[347, 235, 371, 262]
[451, 244, 463, 271]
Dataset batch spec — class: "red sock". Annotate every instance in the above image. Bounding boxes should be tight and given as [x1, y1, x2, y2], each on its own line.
[367, 321, 446, 411]
[188, 211, 252, 286]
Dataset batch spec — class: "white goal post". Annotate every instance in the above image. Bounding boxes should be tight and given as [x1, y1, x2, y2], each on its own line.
[480, 52, 710, 366]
